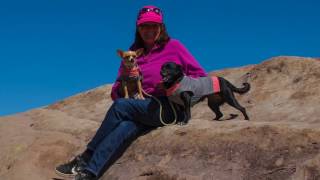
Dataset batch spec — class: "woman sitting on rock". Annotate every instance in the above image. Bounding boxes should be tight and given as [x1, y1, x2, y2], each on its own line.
[55, 5, 207, 180]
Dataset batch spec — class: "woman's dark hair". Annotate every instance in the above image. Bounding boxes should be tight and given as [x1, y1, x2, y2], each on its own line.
[130, 24, 170, 51]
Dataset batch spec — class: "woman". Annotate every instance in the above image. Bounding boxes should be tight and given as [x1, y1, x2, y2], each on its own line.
[55, 5, 207, 180]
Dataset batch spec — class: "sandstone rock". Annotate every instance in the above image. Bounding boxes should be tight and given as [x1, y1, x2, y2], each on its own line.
[0, 56, 319, 180]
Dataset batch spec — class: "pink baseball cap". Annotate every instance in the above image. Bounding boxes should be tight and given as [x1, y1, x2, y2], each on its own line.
[136, 5, 163, 26]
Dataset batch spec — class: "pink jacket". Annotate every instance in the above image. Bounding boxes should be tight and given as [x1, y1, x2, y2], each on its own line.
[111, 39, 207, 100]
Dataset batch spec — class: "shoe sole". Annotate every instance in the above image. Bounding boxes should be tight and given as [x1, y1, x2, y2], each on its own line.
[55, 167, 77, 178]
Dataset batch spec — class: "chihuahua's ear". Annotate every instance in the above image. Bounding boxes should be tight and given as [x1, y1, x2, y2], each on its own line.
[135, 48, 144, 57]
[117, 49, 124, 58]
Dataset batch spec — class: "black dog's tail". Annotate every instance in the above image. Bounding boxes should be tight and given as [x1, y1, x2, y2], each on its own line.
[227, 82, 251, 94]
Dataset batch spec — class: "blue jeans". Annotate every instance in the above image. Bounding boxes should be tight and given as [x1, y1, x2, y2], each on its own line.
[84, 97, 179, 176]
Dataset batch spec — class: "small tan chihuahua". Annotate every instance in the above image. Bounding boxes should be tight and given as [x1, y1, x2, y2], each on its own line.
[117, 48, 145, 99]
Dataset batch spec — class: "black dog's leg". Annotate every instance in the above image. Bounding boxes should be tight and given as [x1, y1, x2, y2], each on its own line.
[179, 91, 193, 125]
[224, 89, 249, 120]
[208, 96, 224, 120]
[208, 103, 223, 120]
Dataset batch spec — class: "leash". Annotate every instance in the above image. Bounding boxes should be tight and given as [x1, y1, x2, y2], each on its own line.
[142, 89, 177, 126]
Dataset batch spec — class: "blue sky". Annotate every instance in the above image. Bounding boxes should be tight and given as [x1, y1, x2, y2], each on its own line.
[0, 0, 319, 116]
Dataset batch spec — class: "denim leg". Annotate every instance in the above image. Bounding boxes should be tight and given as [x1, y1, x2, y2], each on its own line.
[87, 102, 124, 151]
[85, 120, 144, 176]
[84, 97, 179, 176]
[87, 98, 153, 151]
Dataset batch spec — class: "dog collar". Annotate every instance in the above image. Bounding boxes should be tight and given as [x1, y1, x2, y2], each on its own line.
[166, 82, 181, 96]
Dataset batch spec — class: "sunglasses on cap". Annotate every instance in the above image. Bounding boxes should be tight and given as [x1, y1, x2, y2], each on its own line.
[138, 7, 162, 16]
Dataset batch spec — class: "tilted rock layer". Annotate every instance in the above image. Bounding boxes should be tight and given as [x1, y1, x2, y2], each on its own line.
[0, 56, 319, 180]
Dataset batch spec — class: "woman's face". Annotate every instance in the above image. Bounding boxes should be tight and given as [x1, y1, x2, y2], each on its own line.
[138, 23, 161, 46]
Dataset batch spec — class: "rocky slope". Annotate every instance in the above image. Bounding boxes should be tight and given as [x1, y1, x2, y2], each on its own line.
[0, 56, 319, 180]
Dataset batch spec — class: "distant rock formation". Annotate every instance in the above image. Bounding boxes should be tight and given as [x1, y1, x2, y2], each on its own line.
[0, 56, 319, 180]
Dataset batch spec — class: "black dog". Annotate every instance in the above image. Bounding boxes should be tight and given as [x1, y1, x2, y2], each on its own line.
[160, 62, 250, 124]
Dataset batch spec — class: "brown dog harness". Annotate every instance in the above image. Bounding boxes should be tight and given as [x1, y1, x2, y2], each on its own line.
[118, 66, 142, 81]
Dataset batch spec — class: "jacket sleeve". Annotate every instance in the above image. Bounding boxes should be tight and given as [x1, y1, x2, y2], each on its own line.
[110, 62, 124, 101]
[175, 40, 207, 78]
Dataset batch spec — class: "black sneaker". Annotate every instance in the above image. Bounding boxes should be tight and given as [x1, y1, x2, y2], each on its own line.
[75, 169, 97, 180]
[55, 155, 87, 177]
